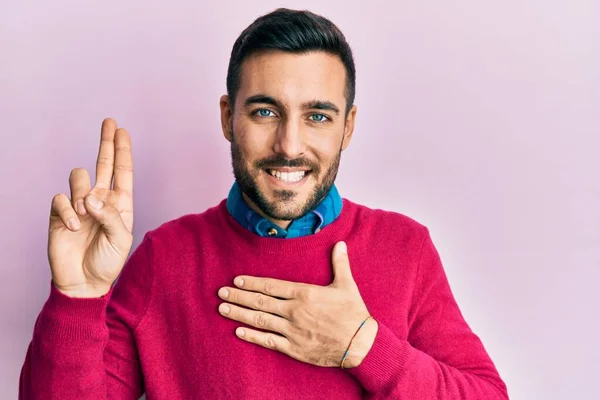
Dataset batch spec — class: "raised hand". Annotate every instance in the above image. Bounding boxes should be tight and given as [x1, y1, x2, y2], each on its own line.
[48, 118, 134, 298]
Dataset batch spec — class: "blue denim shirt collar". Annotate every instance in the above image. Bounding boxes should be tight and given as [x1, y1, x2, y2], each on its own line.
[226, 181, 343, 238]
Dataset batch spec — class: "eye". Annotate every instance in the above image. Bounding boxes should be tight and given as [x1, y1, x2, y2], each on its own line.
[252, 108, 276, 118]
[309, 113, 330, 123]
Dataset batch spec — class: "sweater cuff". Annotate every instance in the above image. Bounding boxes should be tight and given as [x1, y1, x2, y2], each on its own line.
[345, 321, 411, 393]
[35, 280, 114, 340]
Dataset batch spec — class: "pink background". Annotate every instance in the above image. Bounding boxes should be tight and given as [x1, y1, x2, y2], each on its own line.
[1, 1, 598, 398]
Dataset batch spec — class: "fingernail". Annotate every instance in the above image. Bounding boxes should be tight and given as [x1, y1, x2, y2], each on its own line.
[339, 241, 347, 255]
[218, 288, 229, 299]
[219, 304, 230, 314]
[236, 328, 245, 337]
[88, 195, 103, 210]
[235, 277, 244, 287]
[76, 199, 86, 215]
[67, 217, 80, 230]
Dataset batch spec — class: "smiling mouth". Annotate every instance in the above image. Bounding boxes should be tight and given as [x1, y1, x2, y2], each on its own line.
[265, 169, 312, 183]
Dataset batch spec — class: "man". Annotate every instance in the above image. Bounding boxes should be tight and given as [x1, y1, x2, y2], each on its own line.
[19, 8, 508, 400]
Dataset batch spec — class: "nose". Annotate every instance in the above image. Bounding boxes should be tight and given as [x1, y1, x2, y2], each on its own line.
[272, 118, 307, 159]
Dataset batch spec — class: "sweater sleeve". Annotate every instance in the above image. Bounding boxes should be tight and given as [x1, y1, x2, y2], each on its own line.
[346, 228, 509, 399]
[19, 232, 155, 400]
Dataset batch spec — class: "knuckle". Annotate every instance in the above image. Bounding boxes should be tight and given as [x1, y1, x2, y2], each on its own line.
[114, 164, 133, 172]
[51, 193, 64, 205]
[298, 287, 315, 302]
[254, 312, 267, 327]
[264, 280, 276, 295]
[115, 143, 131, 152]
[265, 335, 276, 348]
[254, 294, 266, 309]
[287, 306, 296, 320]
[51, 194, 70, 212]
[290, 286, 302, 299]
[280, 320, 292, 336]
[97, 157, 112, 165]
[286, 304, 300, 322]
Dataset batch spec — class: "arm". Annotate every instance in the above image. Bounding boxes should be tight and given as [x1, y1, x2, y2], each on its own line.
[19, 233, 154, 400]
[346, 229, 508, 399]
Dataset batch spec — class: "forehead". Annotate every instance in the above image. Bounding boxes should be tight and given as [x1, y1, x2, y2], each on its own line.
[237, 50, 347, 108]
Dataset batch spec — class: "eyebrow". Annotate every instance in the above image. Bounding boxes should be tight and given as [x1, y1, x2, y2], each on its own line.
[243, 94, 340, 115]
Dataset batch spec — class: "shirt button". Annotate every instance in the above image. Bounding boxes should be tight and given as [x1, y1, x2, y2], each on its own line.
[267, 228, 278, 236]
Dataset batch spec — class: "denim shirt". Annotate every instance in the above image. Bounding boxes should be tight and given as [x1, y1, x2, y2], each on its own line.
[225, 182, 343, 238]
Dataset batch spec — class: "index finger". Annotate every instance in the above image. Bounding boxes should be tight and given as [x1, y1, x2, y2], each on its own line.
[95, 118, 117, 189]
[233, 276, 307, 299]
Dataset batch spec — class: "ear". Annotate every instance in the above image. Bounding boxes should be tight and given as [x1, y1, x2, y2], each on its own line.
[341, 104, 357, 151]
[220, 94, 233, 142]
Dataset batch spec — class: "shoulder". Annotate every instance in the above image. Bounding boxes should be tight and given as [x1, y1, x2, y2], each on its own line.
[144, 200, 225, 249]
[344, 198, 428, 231]
[343, 198, 430, 247]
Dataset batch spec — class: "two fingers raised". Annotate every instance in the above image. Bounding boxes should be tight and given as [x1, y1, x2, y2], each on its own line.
[96, 118, 133, 193]
[50, 117, 133, 233]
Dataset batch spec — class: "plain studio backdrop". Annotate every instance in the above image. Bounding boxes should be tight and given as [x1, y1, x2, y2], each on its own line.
[1, 1, 598, 399]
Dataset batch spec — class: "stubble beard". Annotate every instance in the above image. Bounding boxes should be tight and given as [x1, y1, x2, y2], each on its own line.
[229, 127, 342, 221]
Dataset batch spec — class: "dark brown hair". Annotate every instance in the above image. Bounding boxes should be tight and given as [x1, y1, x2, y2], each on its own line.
[226, 8, 356, 115]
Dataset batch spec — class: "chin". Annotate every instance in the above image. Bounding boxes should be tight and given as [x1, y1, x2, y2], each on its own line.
[255, 176, 319, 220]
[262, 190, 314, 220]
[269, 196, 313, 220]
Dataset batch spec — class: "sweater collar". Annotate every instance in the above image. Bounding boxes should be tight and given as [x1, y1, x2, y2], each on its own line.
[226, 181, 343, 238]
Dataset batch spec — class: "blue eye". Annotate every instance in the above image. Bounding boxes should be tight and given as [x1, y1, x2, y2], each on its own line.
[310, 114, 329, 123]
[256, 109, 274, 118]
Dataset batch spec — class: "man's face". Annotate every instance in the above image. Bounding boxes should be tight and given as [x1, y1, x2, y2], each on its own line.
[221, 50, 356, 222]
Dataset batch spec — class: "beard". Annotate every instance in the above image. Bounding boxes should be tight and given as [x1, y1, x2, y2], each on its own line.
[230, 126, 342, 221]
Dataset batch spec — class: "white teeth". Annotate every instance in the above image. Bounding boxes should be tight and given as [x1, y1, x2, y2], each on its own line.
[268, 170, 307, 183]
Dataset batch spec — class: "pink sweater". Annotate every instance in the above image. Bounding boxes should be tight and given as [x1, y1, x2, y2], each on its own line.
[19, 199, 508, 399]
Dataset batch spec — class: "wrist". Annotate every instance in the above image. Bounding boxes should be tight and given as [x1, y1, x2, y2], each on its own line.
[54, 281, 112, 298]
[343, 317, 378, 368]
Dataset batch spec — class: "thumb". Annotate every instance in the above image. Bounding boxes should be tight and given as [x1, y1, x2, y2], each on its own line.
[84, 194, 131, 247]
[331, 241, 355, 288]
